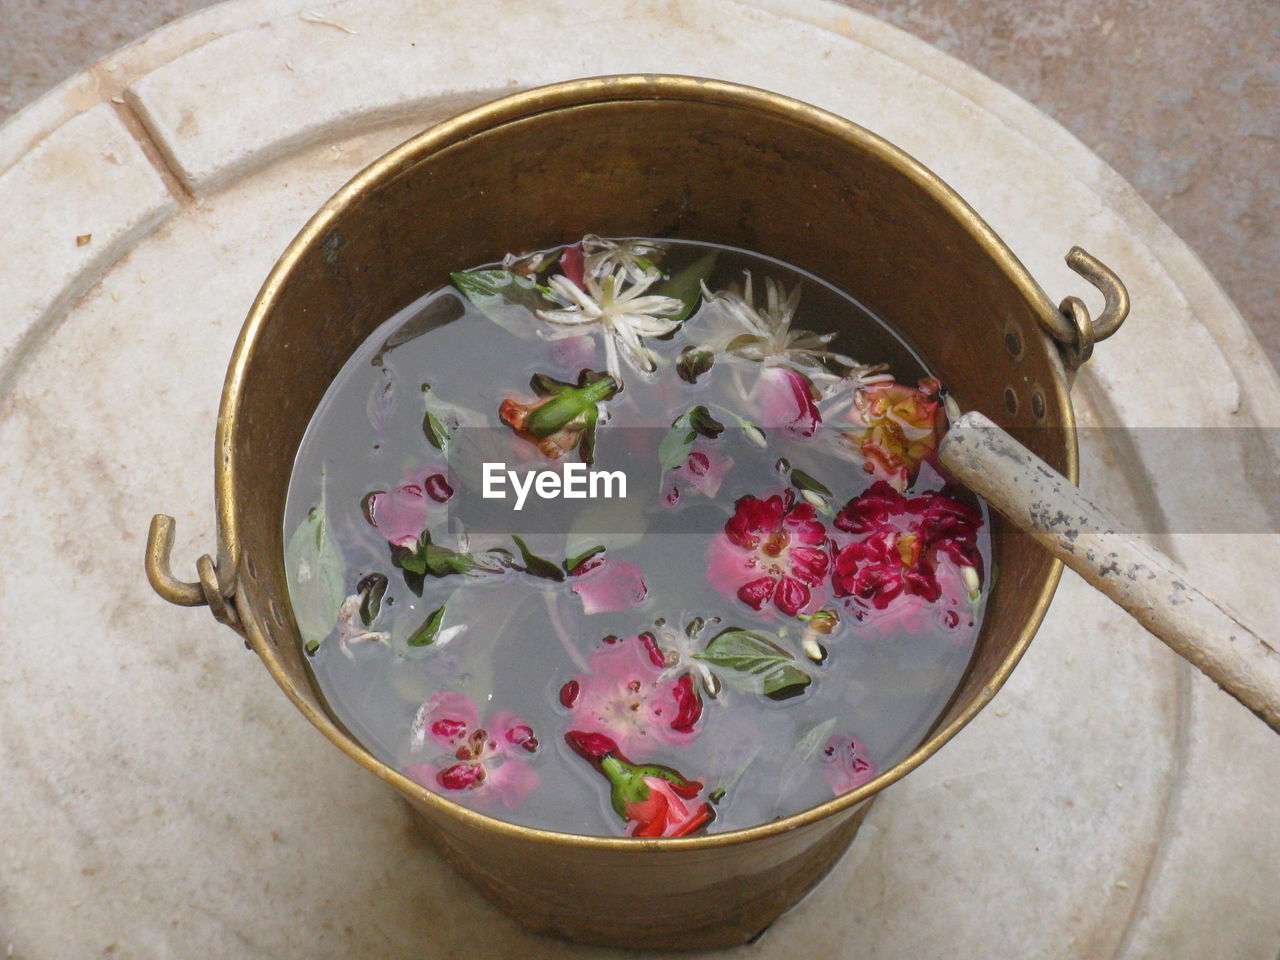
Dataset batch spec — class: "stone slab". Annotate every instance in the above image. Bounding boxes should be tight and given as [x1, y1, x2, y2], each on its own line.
[0, 1, 1276, 957]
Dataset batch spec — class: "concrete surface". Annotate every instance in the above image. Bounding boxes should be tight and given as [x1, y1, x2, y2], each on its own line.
[0, 1, 1278, 958]
[1, 0, 1276, 372]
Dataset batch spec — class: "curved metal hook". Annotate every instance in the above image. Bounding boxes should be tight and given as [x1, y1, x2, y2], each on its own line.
[145, 514, 207, 607]
[145, 514, 244, 634]
[1065, 246, 1129, 342]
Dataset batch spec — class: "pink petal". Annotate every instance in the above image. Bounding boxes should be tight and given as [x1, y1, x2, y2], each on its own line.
[415, 691, 480, 749]
[705, 534, 759, 601]
[489, 710, 539, 755]
[667, 447, 732, 501]
[822, 735, 879, 795]
[368, 484, 430, 549]
[483, 760, 540, 810]
[570, 557, 648, 614]
[757, 366, 821, 437]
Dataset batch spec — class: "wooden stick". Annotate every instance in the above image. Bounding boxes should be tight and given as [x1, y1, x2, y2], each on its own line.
[939, 411, 1280, 734]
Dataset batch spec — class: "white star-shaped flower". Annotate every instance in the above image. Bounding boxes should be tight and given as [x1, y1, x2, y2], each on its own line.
[581, 235, 665, 283]
[698, 272, 870, 387]
[536, 269, 685, 380]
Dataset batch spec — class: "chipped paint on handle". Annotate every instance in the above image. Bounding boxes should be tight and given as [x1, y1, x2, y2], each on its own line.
[940, 411, 1280, 734]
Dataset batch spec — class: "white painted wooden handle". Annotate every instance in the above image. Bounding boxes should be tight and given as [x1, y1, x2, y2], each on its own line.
[939, 412, 1280, 734]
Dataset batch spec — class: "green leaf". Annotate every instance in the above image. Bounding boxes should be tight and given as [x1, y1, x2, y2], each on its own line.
[695, 629, 811, 700]
[676, 346, 715, 384]
[284, 474, 347, 654]
[395, 532, 502, 582]
[421, 383, 451, 454]
[563, 544, 606, 574]
[451, 268, 553, 336]
[651, 249, 718, 323]
[788, 468, 832, 498]
[510, 535, 566, 582]
[356, 572, 388, 625]
[407, 605, 446, 647]
[658, 411, 696, 471]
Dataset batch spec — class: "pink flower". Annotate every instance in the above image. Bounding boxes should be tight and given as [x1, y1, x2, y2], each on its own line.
[822, 733, 878, 795]
[757, 366, 821, 438]
[568, 554, 648, 614]
[706, 491, 830, 617]
[559, 634, 702, 758]
[663, 446, 733, 506]
[364, 469, 454, 548]
[830, 481, 982, 632]
[844, 376, 943, 489]
[403, 691, 539, 810]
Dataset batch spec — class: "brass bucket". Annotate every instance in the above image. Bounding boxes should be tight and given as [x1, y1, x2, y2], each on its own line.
[145, 75, 1128, 950]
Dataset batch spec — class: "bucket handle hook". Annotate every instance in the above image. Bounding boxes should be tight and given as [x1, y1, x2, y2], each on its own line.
[145, 514, 244, 635]
[1047, 246, 1130, 370]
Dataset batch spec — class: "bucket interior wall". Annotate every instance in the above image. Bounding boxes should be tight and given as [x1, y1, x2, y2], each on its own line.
[230, 95, 1068, 795]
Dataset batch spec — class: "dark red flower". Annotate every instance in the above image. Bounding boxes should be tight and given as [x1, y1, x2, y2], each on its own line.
[830, 481, 982, 628]
[706, 491, 830, 617]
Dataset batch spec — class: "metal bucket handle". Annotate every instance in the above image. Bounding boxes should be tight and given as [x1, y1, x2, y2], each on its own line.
[143, 245, 1129, 630]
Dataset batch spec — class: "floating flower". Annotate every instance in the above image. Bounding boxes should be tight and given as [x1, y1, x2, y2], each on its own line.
[363, 469, 454, 548]
[536, 270, 684, 380]
[565, 730, 714, 838]
[697, 272, 857, 381]
[559, 633, 702, 758]
[581, 235, 665, 284]
[499, 370, 619, 464]
[821, 733, 878, 796]
[568, 554, 649, 615]
[755, 365, 822, 438]
[830, 481, 982, 630]
[663, 446, 733, 506]
[404, 691, 539, 810]
[706, 491, 830, 617]
[843, 376, 944, 490]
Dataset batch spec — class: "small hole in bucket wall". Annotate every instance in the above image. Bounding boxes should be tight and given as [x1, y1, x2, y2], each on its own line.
[1004, 323, 1024, 360]
[244, 554, 257, 582]
[1003, 387, 1019, 415]
[270, 598, 287, 627]
[1031, 388, 1046, 420]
